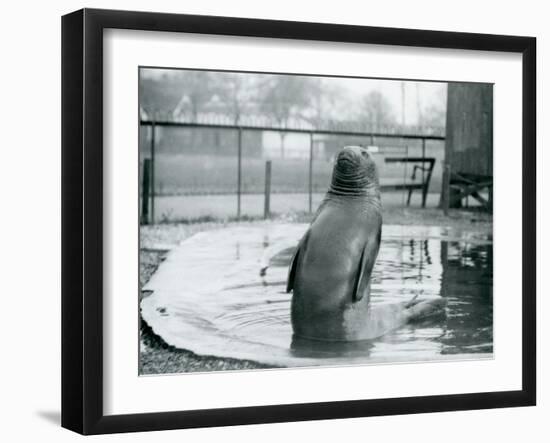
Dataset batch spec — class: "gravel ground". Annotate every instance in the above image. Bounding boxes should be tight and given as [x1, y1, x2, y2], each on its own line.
[139, 207, 492, 375]
[139, 220, 279, 374]
[140, 321, 274, 374]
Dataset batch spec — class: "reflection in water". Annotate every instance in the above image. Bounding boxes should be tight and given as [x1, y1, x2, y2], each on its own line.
[439, 241, 493, 354]
[291, 335, 374, 358]
[141, 224, 493, 368]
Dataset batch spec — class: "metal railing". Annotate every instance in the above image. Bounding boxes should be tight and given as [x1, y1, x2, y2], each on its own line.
[139, 119, 445, 224]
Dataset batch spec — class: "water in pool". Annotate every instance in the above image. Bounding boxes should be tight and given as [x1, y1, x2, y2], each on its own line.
[141, 223, 493, 369]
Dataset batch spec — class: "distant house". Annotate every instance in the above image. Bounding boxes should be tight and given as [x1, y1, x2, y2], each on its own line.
[139, 107, 263, 157]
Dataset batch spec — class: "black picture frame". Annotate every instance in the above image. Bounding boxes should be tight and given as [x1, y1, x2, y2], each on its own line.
[61, 8, 536, 435]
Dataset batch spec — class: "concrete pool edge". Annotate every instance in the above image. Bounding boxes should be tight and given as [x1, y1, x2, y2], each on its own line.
[140, 308, 494, 371]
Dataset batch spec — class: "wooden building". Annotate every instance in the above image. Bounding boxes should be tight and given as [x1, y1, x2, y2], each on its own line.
[441, 83, 493, 211]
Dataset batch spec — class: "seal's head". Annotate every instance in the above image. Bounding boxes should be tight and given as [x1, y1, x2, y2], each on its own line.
[330, 146, 380, 197]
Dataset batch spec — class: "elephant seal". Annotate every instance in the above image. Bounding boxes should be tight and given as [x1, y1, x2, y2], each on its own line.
[287, 146, 444, 341]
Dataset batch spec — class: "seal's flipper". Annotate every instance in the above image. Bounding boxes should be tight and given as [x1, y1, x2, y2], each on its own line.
[353, 228, 381, 302]
[286, 231, 309, 293]
[259, 237, 301, 277]
[405, 298, 447, 321]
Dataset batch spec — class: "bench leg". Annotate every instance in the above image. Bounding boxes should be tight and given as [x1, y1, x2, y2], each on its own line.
[407, 188, 413, 206]
[421, 184, 428, 208]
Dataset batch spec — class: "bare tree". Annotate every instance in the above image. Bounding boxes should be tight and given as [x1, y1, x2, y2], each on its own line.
[139, 69, 218, 122]
[358, 90, 397, 130]
[171, 71, 217, 122]
[301, 78, 349, 129]
[214, 73, 260, 125]
[416, 83, 424, 127]
[258, 75, 315, 158]
[139, 71, 182, 119]
[422, 84, 447, 129]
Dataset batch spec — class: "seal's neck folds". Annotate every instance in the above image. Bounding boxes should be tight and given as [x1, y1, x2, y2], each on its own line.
[328, 170, 381, 209]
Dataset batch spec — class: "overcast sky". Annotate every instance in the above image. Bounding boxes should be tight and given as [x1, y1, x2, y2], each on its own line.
[324, 76, 446, 125]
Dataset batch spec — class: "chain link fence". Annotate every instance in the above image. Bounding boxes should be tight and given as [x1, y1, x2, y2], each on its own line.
[139, 121, 445, 224]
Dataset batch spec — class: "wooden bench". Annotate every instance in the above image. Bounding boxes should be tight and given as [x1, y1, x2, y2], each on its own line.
[449, 172, 493, 210]
[381, 157, 436, 208]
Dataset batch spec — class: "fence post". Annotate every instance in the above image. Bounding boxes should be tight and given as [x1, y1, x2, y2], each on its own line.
[141, 159, 151, 224]
[309, 132, 314, 214]
[237, 127, 242, 219]
[405, 145, 412, 207]
[264, 160, 272, 219]
[150, 121, 156, 224]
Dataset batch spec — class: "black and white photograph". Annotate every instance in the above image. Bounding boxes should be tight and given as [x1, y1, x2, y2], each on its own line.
[0, 0, 546, 439]
[138, 68, 493, 375]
